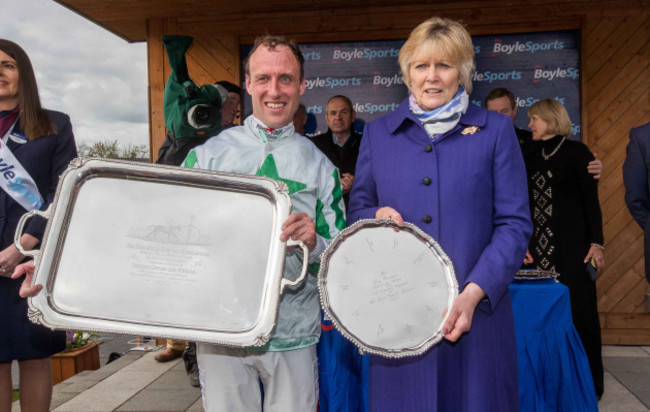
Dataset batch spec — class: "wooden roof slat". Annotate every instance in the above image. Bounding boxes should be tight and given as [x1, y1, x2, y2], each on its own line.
[54, 0, 650, 42]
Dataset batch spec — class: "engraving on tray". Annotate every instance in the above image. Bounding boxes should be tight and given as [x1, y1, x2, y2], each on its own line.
[126, 216, 211, 285]
[369, 272, 410, 305]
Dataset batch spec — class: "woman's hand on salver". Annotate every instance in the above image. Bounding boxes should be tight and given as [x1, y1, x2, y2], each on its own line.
[375, 207, 404, 226]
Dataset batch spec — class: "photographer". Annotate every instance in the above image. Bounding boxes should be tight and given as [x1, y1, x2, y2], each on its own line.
[156, 35, 241, 166]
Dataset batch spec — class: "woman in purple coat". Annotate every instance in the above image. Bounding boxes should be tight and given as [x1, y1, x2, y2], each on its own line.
[347, 18, 532, 411]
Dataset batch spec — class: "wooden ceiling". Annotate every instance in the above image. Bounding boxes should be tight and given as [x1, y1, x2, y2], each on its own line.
[53, 0, 440, 42]
[53, 0, 617, 43]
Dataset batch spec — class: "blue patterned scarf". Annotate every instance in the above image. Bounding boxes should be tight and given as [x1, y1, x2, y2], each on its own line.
[409, 86, 469, 139]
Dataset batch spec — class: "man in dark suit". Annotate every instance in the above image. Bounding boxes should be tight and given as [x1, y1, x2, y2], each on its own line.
[309, 95, 362, 206]
[485, 88, 536, 156]
[623, 121, 650, 284]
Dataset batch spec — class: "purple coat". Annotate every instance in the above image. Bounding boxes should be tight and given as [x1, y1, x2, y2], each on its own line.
[348, 99, 532, 411]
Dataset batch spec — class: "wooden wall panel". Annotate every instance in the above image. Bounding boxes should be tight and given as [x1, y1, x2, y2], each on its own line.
[584, 15, 644, 80]
[586, 5, 650, 343]
[145, 0, 650, 343]
[598, 220, 642, 288]
[587, 60, 649, 148]
[146, 19, 165, 161]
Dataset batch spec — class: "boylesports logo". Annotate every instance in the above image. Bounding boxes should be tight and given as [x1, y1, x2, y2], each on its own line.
[492, 39, 565, 56]
[532, 66, 579, 83]
[305, 76, 362, 90]
[472, 70, 522, 83]
[353, 101, 400, 115]
[0, 156, 43, 210]
[305, 105, 323, 114]
[302, 50, 321, 61]
[571, 123, 581, 136]
[331, 47, 400, 63]
[515, 96, 565, 108]
[372, 72, 404, 89]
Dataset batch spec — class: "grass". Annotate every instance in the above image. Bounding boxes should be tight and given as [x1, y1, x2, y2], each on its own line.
[12, 390, 19, 402]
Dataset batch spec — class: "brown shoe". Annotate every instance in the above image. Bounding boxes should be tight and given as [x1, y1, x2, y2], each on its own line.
[154, 347, 184, 362]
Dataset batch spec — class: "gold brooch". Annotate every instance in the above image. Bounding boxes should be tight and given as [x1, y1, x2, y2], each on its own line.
[461, 126, 480, 135]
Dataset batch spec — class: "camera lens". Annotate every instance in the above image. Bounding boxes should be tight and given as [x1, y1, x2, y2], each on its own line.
[195, 106, 210, 121]
[188, 104, 219, 129]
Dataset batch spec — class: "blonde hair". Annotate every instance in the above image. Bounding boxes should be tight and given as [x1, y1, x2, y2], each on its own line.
[527, 99, 573, 137]
[398, 17, 475, 94]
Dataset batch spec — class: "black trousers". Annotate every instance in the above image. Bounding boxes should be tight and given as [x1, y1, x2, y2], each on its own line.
[561, 269, 604, 397]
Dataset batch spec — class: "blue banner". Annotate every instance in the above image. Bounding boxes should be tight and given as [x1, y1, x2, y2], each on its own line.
[472, 30, 581, 139]
[241, 30, 580, 139]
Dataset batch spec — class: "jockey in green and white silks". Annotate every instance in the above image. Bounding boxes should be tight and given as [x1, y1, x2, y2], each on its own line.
[183, 114, 346, 351]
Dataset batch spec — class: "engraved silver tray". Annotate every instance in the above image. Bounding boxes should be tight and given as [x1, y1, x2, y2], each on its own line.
[318, 219, 458, 358]
[15, 158, 308, 347]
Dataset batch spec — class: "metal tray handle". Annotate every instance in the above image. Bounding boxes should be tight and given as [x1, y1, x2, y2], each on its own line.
[281, 239, 309, 293]
[14, 205, 52, 259]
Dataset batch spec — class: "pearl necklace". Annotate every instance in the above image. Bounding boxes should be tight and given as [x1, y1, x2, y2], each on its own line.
[541, 136, 566, 160]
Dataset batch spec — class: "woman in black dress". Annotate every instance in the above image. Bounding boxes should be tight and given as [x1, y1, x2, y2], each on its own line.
[524, 98, 605, 398]
[0, 39, 77, 411]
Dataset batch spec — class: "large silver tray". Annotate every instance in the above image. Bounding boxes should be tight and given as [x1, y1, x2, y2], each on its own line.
[16, 158, 308, 347]
[318, 219, 458, 358]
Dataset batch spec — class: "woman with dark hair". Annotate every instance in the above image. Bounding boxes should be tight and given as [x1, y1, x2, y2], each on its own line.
[348, 17, 531, 410]
[525, 98, 605, 398]
[0, 39, 77, 411]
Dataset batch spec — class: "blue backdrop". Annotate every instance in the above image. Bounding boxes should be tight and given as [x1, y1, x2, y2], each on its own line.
[241, 30, 580, 139]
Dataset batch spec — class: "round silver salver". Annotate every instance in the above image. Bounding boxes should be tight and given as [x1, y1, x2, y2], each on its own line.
[318, 219, 458, 358]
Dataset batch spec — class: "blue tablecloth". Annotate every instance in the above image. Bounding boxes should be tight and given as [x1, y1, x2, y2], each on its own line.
[510, 278, 598, 411]
[318, 279, 597, 411]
